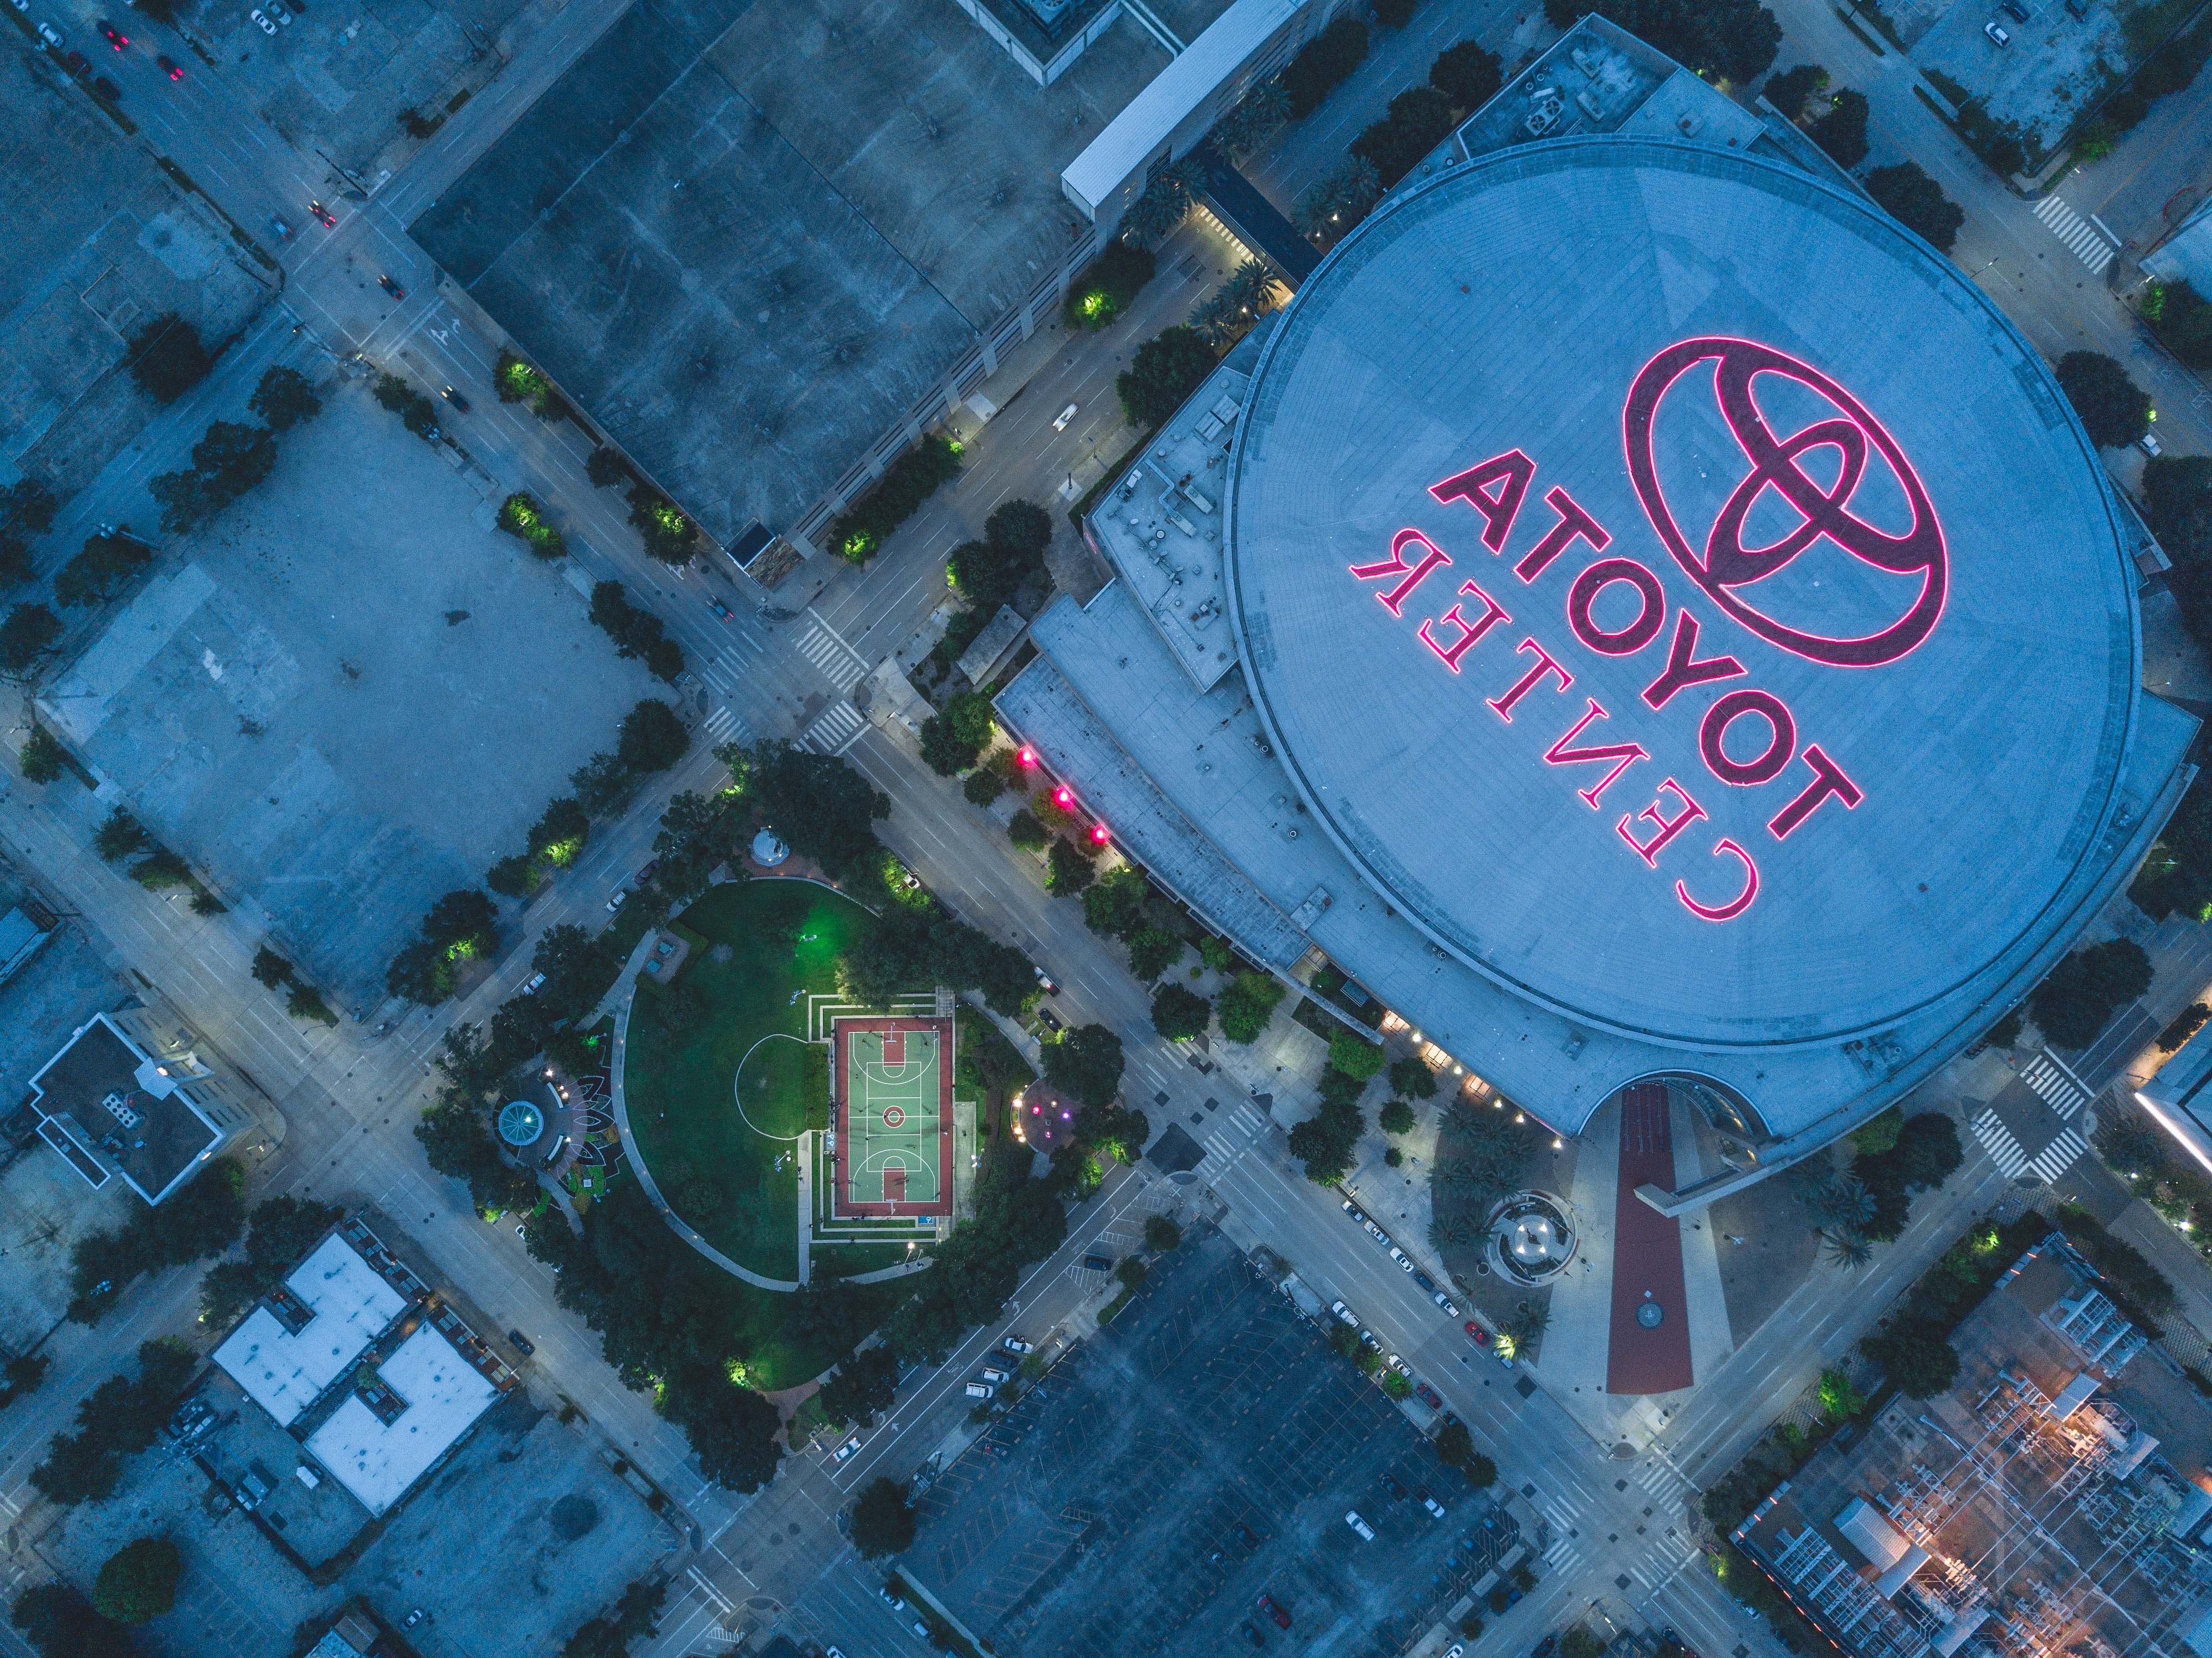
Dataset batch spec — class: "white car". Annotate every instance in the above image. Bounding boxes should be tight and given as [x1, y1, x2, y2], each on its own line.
[36, 18, 60, 42]
[250, 8, 276, 31]
[1422, 1493, 1447, 1519]
[833, 1436, 861, 1463]
[1432, 1291, 1460, 1317]
[606, 888, 628, 914]
[878, 1588, 906, 1611]
[1328, 1299, 1360, 1327]
[1984, 18, 2011, 42]
[1345, 1510, 1376, 1541]
[2141, 429, 2164, 458]
[1389, 1246, 1414, 1272]
[1053, 402, 1078, 431]
[1445, 1647, 1465, 1658]
[1387, 1353, 1410, 1376]
[1002, 1335, 1035, 1354]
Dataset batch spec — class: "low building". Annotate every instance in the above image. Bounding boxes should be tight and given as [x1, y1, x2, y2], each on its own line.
[1733, 1237, 2212, 1658]
[20, 1008, 253, 1205]
[2134, 1019, 2212, 1174]
[211, 1217, 514, 1523]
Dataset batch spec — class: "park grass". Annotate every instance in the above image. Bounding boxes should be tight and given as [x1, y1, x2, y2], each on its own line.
[623, 879, 869, 1278]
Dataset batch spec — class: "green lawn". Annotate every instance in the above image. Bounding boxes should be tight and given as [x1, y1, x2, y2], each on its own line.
[624, 881, 870, 1278]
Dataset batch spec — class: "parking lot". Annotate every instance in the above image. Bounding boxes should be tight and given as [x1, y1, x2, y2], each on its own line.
[908, 1224, 1503, 1656]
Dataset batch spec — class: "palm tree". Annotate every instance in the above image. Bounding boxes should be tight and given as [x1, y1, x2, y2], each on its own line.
[1814, 1175, 1876, 1232]
[1117, 160, 1207, 249]
[1820, 1227, 1874, 1270]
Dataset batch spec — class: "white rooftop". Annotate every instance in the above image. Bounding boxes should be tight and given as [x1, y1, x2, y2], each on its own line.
[212, 1234, 408, 1426]
[303, 1324, 497, 1516]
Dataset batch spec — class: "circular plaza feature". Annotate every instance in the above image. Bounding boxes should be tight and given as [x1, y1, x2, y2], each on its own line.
[1489, 1191, 1577, 1285]
[1222, 138, 2143, 1052]
[497, 1099, 544, 1149]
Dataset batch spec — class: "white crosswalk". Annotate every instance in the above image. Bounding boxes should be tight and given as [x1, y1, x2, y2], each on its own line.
[2032, 194, 2117, 274]
[2019, 1050, 2092, 1119]
[796, 614, 869, 690]
[702, 705, 749, 745]
[1971, 1108, 2089, 1185]
[1200, 1101, 1269, 1168]
[699, 646, 754, 697]
[801, 699, 867, 755]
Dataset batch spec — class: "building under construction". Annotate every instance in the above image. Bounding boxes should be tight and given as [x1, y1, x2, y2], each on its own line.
[1734, 1239, 2212, 1658]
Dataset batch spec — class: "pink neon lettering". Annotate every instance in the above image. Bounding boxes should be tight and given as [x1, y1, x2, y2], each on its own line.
[1766, 744, 1863, 841]
[1514, 487, 1611, 582]
[1617, 777, 1707, 867]
[1487, 638, 1573, 723]
[1431, 451, 1535, 552]
[1640, 612, 1745, 710]
[1542, 699, 1649, 810]
[1419, 581, 1511, 672]
[1351, 529, 1452, 616]
[1677, 838, 1759, 922]
[1565, 558, 1666, 656]
[1698, 689, 1797, 787]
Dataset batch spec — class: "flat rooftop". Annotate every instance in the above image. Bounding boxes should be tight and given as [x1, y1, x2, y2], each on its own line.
[410, 0, 1189, 546]
[304, 1323, 499, 1516]
[1735, 1240, 2212, 1658]
[909, 1224, 1502, 1656]
[24, 1013, 225, 1204]
[213, 1234, 409, 1427]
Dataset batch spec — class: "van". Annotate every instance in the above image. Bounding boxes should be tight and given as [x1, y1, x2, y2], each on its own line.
[980, 1365, 1010, 1385]
[964, 1381, 994, 1399]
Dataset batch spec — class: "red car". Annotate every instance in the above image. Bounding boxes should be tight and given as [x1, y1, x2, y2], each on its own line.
[1416, 1382, 1443, 1410]
[98, 19, 126, 48]
[157, 53, 182, 78]
[1258, 1595, 1290, 1631]
[1463, 1319, 1491, 1346]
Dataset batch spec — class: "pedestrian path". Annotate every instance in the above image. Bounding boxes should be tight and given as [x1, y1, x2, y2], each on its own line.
[795, 613, 869, 690]
[1970, 1107, 2088, 1185]
[702, 705, 749, 745]
[699, 645, 754, 697]
[801, 699, 866, 755]
[2019, 1049, 2092, 1119]
[2032, 194, 2117, 274]
[1201, 1100, 1268, 1168]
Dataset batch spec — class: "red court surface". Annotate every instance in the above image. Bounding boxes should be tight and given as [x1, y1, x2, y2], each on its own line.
[1606, 1084, 1693, 1394]
[831, 1014, 954, 1219]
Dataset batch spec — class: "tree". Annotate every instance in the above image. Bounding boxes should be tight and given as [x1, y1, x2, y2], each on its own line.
[1893, 1113, 1963, 1190]
[250, 946, 292, 988]
[1353, 85, 1457, 187]
[1151, 983, 1210, 1040]
[963, 768, 1006, 807]
[2031, 938, 2153, 1047]
[1865, 161, 1964, 252]
[197, 419, 279, 497]
[651, 789, 739, 907]
[1435, 1418, 1476, 1468]
[1851, 1106, 1903, 1155]
[1212, 78, 1291, 160]
[1389, 1056, 1437, 1098]
[660, 1359, 782, 1491]
[1328, 1028, 1385, 1080]
[1083, 866, 1149, 938]
[19, 726, 64, 784]
[248, 365, 322, 431]
[920, 692, 996, 776]
[1547, 0, 1780, 82]
[1126, 926, 1182, 981]
[93, 1537, 180, 1624]
[1217, 970, 1287, 1043]
[0, 603, 59, 673]
[11, 1584, 134, 1658]
[1283, 13, 1369, 118]
[1117, 158, 1207, 249]
[1144, 1214, 1182, 1251]
[54, 532, 153, 608]
[817, 1345, 901, 1429]
[586, 447, 632, 489]
[2055, 351, 2153, 449]
[30, 1339, 196, 1503]
[1296, 155, 1381, 245]
[2146, 280, 2212, 369]
[1288, 1111, 1358, 1183]
[1044, 1023, 1125, 1107]
[1047, 836, 1097, 895]
[0, 479, 57, 541]
[852, 1476, 918, 1558]
[737, 740, 891, 886]
[1764, 60, 1829, 117]
[617, 699, 689, 775]
[1820, 1226, 1874, 1269]
[1862, 1322, 1960, 1396]
[125, 313, 212, 405]
[94, 809, 149, 863]
[1809, 88, 1870, 167]
[1117, 326, 1218, 429]
[1007, 808, 1047, 850]
[628, 486, 696, 564]
[1378, 1098, 1415, 1135]
[560, 1577, 667, 1658]
[1428, 39, 1502, 109]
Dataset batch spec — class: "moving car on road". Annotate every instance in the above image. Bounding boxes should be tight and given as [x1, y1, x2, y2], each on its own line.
[1053, 402, 1078, 431]
[309, 199, 336, 227]
[508, 1329, 534, 1355]
[707, 596, 736, 623]
[439, 384, 469, 411]
[377, 274, 406, 300]
[98, 20, 126, 48]
[157, 52, 181, 77]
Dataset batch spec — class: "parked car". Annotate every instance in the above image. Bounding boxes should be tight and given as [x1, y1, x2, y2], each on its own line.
[1463, 1319, 1491, 1346]
[909, 1620, 929, 1640]
[1420, 1488, 1447, 1518]
[520, 973, 546, 995]
[1387, 1354, 1410, 1376]
[35, 19, 60, 44]
[1433, 1291, 1460, 1316]
[157, 51, 181, 76]
[2003, 0, 2030, 18]
[265, 0, 293, 18]
[1416, 1383, 1443, 1409]
[980, 1365, 1010, 1385]
[1444, 1647, 1464, 1658]
[508, 1329, 534, 1355]
[1002, 1335, 1035, 1354]
[64, 47, 86, 70]
[1082, 1253, 1112, 1272]
[1534, 1635, 1560, 1658]
[1037, 1006, 1063, 1034]
[1341, 1198, 1365, 1222]
[1241, 1625, 1266, 1649]
[1382, 1472, 1407, 1498]
[1258, 1594, 1291, 1630]
[403, 1609, 427, 1629]
[1328, 1299, 1360, 1327]
[1033, 966, 1060, 993]
[2141, 429, 2164, 458]
[1358, 1329, 1380, 1352]
[1345, 1511, 1376, 1542]
[91, 74, 117, 96]
[833, 1436, 861, 1463]
[1413, 1269, 1436, 1292]
[962, 1380, 993, 1399]
[1388, 1246, 1414, 1273]
[606, 888, 628, 914]
[1984, 19, 2011, 43]
[878, 1588, 907, 1611]
[250, 8, 276, 32]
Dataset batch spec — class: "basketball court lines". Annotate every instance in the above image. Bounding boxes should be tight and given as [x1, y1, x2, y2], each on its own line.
[830, 1013, 955, 1219]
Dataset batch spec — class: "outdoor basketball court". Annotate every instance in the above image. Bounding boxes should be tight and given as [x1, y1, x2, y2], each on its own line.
[833, 1014, 955, 1219]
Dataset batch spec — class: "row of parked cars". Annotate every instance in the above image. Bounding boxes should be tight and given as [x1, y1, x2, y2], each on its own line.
[961, 1334, 1032, 1399]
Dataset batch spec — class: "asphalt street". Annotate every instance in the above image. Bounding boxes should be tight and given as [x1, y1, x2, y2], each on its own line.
[2, 0, 2209, 1651]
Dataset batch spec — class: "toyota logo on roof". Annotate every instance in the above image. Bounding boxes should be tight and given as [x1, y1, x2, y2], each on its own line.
[1622, 336, 1948, 670]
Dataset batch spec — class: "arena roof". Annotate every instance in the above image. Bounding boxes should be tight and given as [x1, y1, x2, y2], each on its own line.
[1223, 137, 2150, 1052]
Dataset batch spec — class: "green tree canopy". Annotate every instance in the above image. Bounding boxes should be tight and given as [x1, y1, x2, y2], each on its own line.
[1117, 326, 1218, 429]
[1389, 1055, 1438, 1098]
[658, 1358, 782, 1491]
[2055, 351, 2153, 449]
[1082, 866, 1149, 939]
[1763, 61, 1828, 118]
[559, 1576, 666, 1658]
[1217, 971, 1287, 1043]
[627, 486, 696, 564]
[617, 699, 689, 775]
[2147, 280, 2212, 369]
[1808, 88, 1870, 167]
[1328, 1028, 1385, 1080]
[818, 1345, 901, 1429]
[1047, 836, 1097, 894]
[1378, 1098, 1415, 1135]
[1283, 14, 1369, 117]
[11, 1584, 134, 1658]
[248, 365, 322, 431]
[2030, 938, 2153, 1048]
[738, 740, 891, 885]
[1353, 85, 1457, 187]
[1151, 982, 1211, 1040]
[1126, 926, 1182, 981]
[1429, 39, 1502, 108]
[1861, 1322, 1960, 1397]
[93, 1537, 181, 1624]
[124, 313, 212, 405]
[1548, 0, 1779, 81]
[920, 692, 996, 776]
[54, 533, 153, 608]
[852, 1476, 918, 1557]
[1044, 1023, 1125, 1107]
[1864, 161, 1964, 252]
[0, 603, 60, 673]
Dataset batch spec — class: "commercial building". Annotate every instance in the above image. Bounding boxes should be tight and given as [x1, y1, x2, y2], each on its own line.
[212, 1217, 514, 1519]
[1732, 1236, 2212, 1658]
[998, 22, 2195, 1211]
[18, 1008, 253, 1205]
